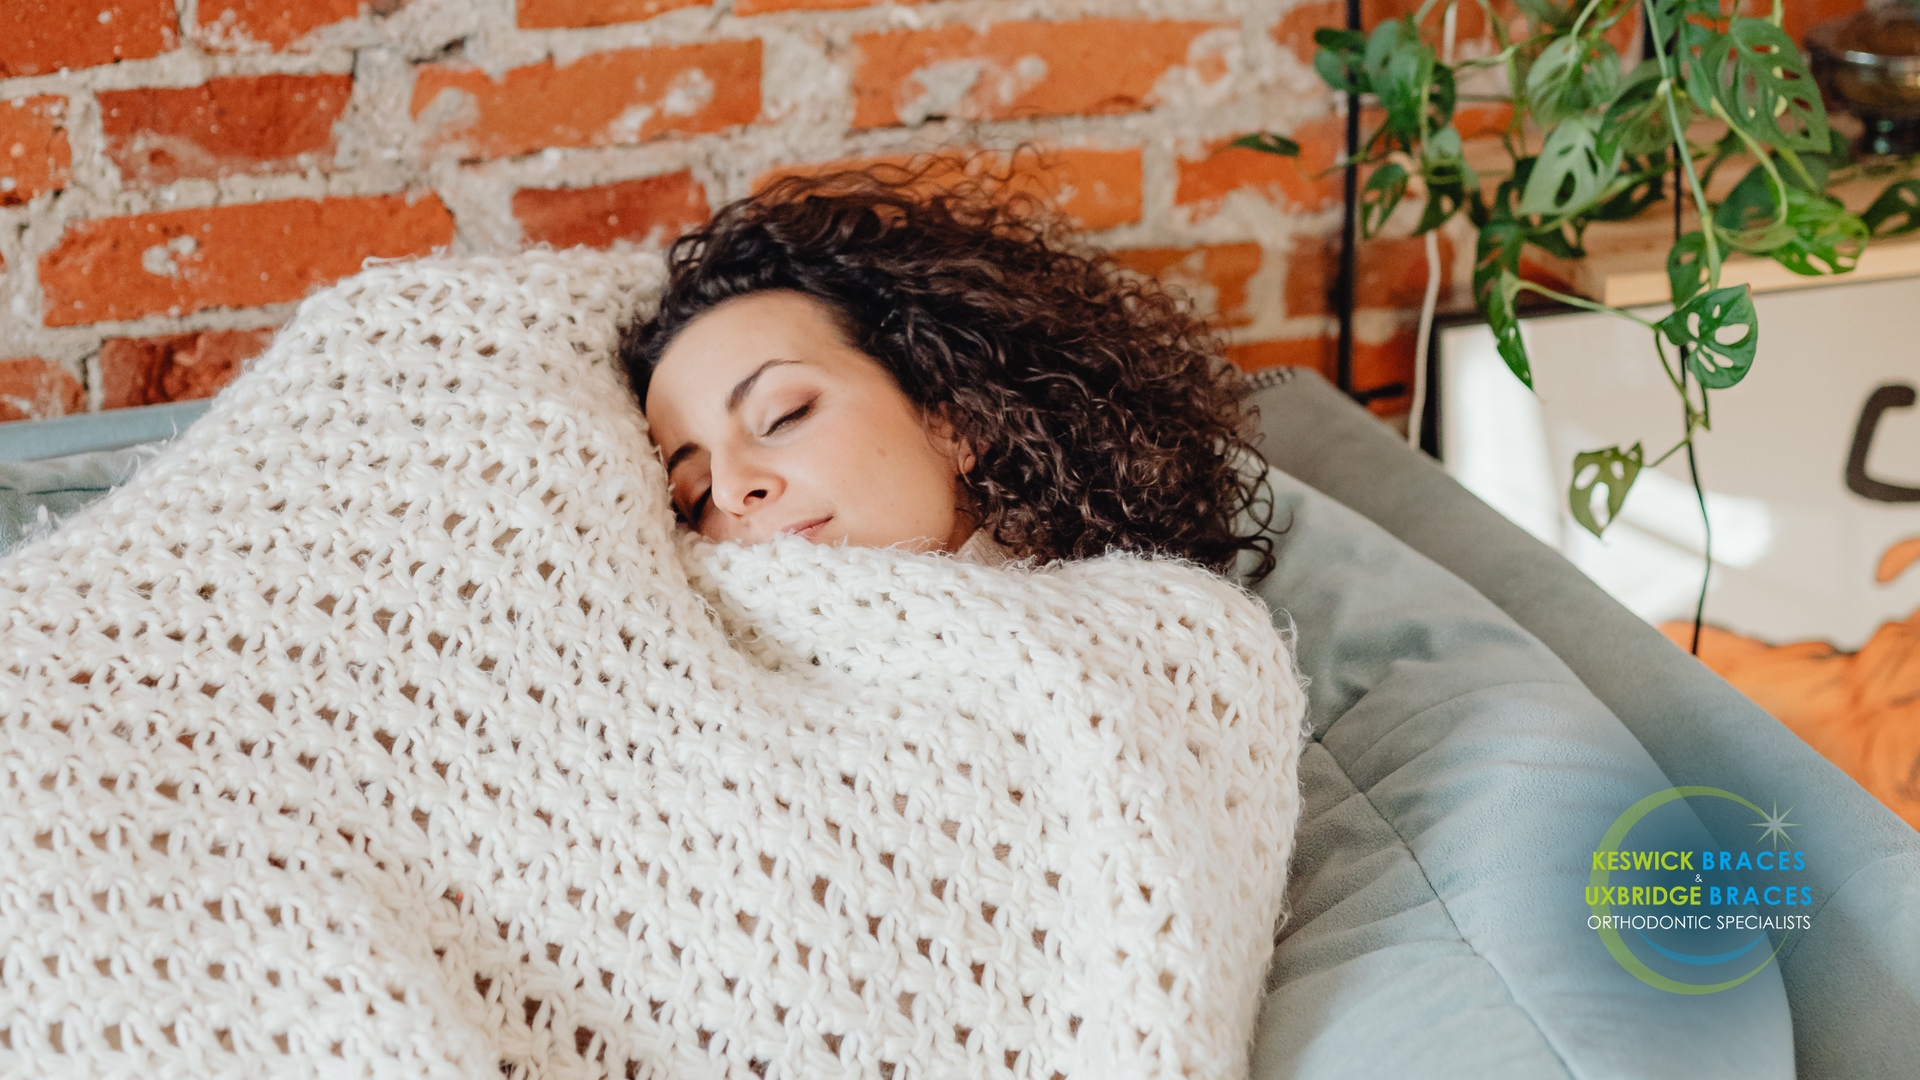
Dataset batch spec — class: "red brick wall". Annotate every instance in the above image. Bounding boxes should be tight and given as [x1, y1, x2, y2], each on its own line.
[0, 0, 1864, 426]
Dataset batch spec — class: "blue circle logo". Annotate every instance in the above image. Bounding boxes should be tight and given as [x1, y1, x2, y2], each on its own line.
[1588, 786, 1810, 994]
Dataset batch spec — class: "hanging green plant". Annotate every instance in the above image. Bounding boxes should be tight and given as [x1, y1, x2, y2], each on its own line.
[1236, 0, 1920, 548]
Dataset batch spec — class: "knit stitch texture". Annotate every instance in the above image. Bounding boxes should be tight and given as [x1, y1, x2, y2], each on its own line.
[0, 248, 1306, 1079]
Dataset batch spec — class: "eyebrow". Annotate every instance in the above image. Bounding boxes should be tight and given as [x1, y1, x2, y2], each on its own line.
[663, 358, 802, 475]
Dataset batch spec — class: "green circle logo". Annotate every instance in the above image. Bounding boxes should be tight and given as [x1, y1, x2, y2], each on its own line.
[1589, 786, 1806, 994]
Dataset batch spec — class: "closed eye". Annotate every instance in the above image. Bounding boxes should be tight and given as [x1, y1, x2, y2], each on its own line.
[764, 402, 812, 435]
[681, 489, 711, 526]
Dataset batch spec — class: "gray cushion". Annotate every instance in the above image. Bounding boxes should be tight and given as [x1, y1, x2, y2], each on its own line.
[0, 400, 211, 555]
[0, 399, 210, 462]
[1241, 462, 1792, 1079]
[1249, 367, 1920, 1079]
[0, 444, 162, 555]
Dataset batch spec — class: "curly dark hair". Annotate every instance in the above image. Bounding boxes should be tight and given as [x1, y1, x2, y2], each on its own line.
[617, 157, 1274, 578]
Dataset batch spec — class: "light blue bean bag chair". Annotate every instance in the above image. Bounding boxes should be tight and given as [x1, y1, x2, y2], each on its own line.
[3, 369, 1915, 1079]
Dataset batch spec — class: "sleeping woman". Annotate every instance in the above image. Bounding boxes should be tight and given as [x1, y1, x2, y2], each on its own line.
[604, 167, 1304, 1075]
[618, 162, 1277, 578]
[0, 159, 1307, 1079]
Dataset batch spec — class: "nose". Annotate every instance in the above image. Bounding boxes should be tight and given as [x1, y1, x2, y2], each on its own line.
[707, 449, 784, 526]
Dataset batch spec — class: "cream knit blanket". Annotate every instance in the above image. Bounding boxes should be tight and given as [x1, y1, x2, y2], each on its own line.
[0, 249, 1306, 1079]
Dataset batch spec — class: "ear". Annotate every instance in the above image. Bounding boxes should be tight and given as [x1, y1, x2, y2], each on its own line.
[924, 407, 976, 475]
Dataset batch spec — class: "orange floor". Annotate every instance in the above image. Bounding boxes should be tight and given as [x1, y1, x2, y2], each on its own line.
[1661, 617, 1920, 832]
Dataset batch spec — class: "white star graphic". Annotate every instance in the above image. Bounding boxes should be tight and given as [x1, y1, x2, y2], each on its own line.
[1751, 799, 1798, 850]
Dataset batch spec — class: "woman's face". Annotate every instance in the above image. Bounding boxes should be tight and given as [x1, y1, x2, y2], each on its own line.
[643, 289, 974, 552]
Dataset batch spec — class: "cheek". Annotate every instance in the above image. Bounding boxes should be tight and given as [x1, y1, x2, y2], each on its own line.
[804, 394, 963, 540]
[860, 430, 961, 524]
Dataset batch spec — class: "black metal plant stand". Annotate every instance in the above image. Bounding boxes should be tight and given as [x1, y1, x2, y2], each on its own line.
[1335, 0, 1407, 406]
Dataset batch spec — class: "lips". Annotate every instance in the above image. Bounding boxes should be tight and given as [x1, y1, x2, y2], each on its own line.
[779, 517, 832, 541]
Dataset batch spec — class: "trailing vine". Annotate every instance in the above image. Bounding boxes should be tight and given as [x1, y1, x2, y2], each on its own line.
[1243, 0, 1920, 613]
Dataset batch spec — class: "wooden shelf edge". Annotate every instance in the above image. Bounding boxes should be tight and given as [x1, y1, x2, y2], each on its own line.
[1561, 235, 1920, 308]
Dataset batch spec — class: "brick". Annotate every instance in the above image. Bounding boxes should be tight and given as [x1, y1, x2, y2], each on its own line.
[1284, 233, 1453, 317]
[1111, 243, 1264, 329]
[39, 194, 456, 327]
[100, 75, 354, 188]
[1277, 0, 1614, 71]
[737, 0, 916, 11]
[515, 171, 710, 250]
[1604, 5, 1643, 56]
[412, 42, 762, 162]
[0, 358, 84, 423]
[1355, 328, 1418, 414]
[1226, 337, 1332, 378]
[850, 19, 1229, 129]
[194, 0, 359, 52]
[756, 148, 1143, 231]
[1227, 329, 1416, 415]
[1, 1, 176, 77]
[0, 96, 73, 206]
[1271, 0, 1507, 67]
[1454, 103, 1513, 140]
[1272, 1, 1342, 65]
[517, 0, 706, 28]
[1176, 113, 1355, 219]
[100, 328, 274, 410]
[1355, 0, 1494, 44]
[1178, 102, 1506, 223]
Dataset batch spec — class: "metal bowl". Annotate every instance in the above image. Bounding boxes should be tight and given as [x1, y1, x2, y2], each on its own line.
[1807, 8, 1920, 153]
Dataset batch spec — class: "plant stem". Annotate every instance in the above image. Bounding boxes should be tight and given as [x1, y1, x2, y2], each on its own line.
[1670, 108, 1711, 655]
[1775, 144, 1819, 191]
[1648, 434, 1692, 468]
[1650, 332, 1685, 392]
[1713, 98, 1790, 227]
[1644, 7, 1722, 287]
[1475, 0, 1511, 51]
[1698, 129, 1744, 191]
[1569, 0, 1608, 39]
[1687, 433, 1712, 653]
[1337, 0, 1362, 399]
[1515, 280, 1663, 329]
